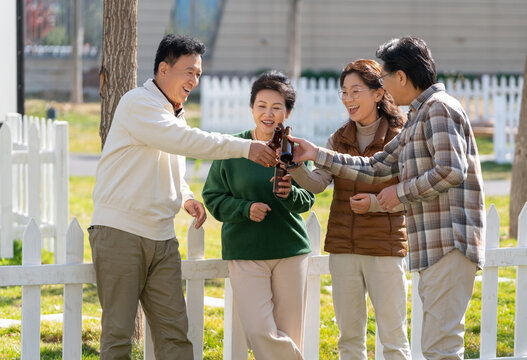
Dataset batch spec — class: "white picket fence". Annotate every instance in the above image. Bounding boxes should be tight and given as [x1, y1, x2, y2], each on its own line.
[200, 74, 523, 163]
[0, 113, 69, 262]
[0, 204, 526, 359]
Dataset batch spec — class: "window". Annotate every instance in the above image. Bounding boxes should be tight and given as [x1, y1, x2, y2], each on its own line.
[168, 0, 225, 58]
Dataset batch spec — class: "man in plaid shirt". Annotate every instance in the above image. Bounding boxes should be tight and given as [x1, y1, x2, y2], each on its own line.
[289, 37, 485, 359]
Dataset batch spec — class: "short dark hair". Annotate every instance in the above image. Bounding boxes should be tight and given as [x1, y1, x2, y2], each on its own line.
[250, 70, 296, 111]
[376, 36, 437, 91]
[153, 34, 206, 75]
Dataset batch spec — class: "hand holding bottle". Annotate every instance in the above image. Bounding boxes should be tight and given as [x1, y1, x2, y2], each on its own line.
[287, 135, 320, 163]
[271, 173, 292, 198]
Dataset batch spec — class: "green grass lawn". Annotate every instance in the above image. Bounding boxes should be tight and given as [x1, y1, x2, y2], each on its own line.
[25, 99, 201, 154]
[1, 99, 516, 358]
[476, 136, 494, 156]
[0, 174, 516, 359]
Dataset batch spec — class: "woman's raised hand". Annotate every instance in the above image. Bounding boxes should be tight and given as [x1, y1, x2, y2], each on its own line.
[286, 135, 319, 163]
[248, 141, 278, 167]
[271, 173, 292, 198]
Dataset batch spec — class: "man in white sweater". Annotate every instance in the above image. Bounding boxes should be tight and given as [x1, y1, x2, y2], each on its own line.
[88, 34, 276, 360]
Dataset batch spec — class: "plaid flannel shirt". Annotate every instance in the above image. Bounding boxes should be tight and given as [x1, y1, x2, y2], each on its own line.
[315, 83, 485, 271]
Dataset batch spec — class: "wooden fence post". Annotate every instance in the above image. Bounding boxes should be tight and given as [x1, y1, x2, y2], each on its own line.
[63, 218, 84, 359]
[54, 121, 69, 264]
[493, 93, 508, 163]
[27, 122, 41, 240]
[304, 212, 321, 360]
[223, 277, 248, 360]
[21, 219, 42, 359]
[515, 203, 527, 357]
[481, 205, 500, 357]
[482, 74, 490, 120]
[0, 123, 13, 258]
[40, 118, 50, 252]
[186, 218, 205, 360]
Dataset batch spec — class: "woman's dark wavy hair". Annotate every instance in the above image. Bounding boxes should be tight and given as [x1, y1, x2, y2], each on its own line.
[339, 59, 405, 128]
[250, 70, 296, 112]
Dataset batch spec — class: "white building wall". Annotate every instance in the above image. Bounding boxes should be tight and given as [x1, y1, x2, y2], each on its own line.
[0, 0, 17, 116]
[137, 0, 173, 84]
[208, 0, 527, 75]
[210, 0, 290, 73]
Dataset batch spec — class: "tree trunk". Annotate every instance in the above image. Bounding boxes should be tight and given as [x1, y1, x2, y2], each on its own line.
[100, 0, 143, 342]
[287, 0, 301, 82]
[99, 0, 138, 149]
[509, 55, 527, 238]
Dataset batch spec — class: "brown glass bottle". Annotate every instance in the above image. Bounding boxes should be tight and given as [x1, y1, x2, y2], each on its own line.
[267, 123, 284, 150]
[280, 126, 294, 164]
[273, 165, 287, 194]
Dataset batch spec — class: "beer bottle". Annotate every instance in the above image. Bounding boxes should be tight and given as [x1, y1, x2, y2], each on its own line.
[280, 126, 294, 164]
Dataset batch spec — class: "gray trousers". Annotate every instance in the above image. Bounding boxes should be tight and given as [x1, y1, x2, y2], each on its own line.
[89, 225, 193, 360]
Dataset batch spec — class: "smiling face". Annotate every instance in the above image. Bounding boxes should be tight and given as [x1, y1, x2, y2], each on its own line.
[155, 53, 202, 105]
[341, 72, 383, 126]
[251, 89, 290, 141]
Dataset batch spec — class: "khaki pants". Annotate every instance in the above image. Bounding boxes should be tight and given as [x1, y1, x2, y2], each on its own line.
[418, 249, 477, 360]
[88, 226, 193, 360]
[228, 254, 308, 360]
[329, 253, 410, 360]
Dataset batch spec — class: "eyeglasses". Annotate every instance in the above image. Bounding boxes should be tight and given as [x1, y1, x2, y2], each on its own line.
[337, 88, 371, 100]
[377, 72, 394, 87]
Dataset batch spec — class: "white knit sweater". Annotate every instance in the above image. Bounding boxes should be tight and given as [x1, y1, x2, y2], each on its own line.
[91, 79, 251, 240]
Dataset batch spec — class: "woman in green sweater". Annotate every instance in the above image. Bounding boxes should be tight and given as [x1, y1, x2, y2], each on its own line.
[202, 71, 314, 360]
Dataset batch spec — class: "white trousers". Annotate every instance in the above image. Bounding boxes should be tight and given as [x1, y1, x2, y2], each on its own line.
[418, 249, 477, 360]
[329, 253, 411, 360]
[228, 254, 308, 360]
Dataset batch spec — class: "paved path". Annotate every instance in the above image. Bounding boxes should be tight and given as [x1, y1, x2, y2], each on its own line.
[70, 154, 511, 196]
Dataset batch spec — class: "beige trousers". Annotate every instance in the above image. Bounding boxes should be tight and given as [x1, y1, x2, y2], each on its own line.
[88, 225, 193, 360]
[227, 254, 308, 360]
[418, 249, 477, 360]
[329, 253, 410, 360]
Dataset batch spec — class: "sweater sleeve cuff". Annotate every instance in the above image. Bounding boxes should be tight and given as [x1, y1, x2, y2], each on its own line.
[240, 140, 252, 159]
[243, 201, 254, 219]
[182, 192, 195, 206]
[314, 148, 335, 169]
[275, 187, 295, 203]
[368, 194, 382, 212]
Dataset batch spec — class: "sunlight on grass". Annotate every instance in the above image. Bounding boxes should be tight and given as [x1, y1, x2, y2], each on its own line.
[2, 95, 519, 358]
[476, 136, 493, 155]
[25, 99, 202, 155]
[1, 175, 515, 359]
[480, 161, 513, 180]
[26, 99, 102, 154]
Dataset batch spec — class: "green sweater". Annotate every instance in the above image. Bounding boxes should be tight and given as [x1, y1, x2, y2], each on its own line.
[202, 130, 314, 260]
